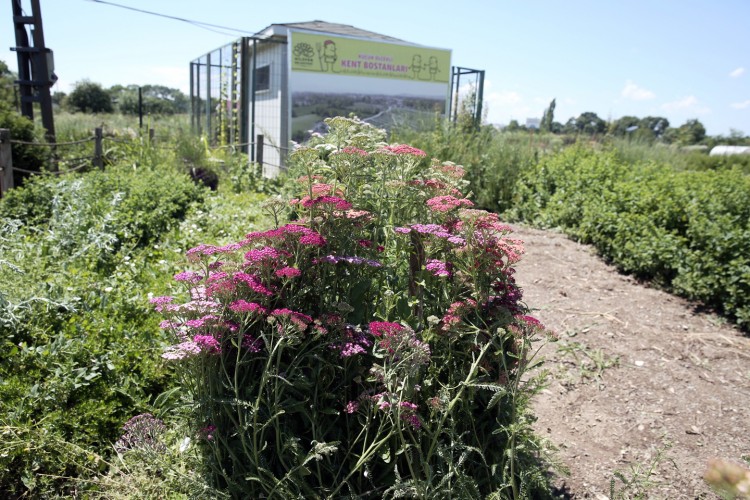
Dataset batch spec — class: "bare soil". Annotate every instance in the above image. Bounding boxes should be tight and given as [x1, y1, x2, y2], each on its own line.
[511, 224, 750, 499]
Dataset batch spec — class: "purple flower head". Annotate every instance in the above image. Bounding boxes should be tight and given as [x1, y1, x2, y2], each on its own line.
[229, 300, 267, 315]
[298, 232, 327, 246]
[193, 334, 221, 354]
[245, 245, 284, 263]
[425, 259, 453, 277]
[242, 334, 262, 352]
[339, 342, 366, 358]
[174, 271, 203, 284]
[162, 341, 201, 360]
[275, 266, 302, 278]
[149, 296, 174, 305]
[233, 272, 275, 297]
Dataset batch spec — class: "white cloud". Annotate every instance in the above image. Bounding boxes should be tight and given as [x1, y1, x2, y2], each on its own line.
[731, 99, 750, 109]
[621, 80, 655, 101]
[149, 66, 190, 93]
[661, 95, 710, 114]
[487, 90, 522, 105]
[729, 67, 745, 78]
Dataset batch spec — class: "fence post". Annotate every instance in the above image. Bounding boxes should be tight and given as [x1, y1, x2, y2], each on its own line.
[0, 129, 13, 198]
[94, 127, 103, 170]
[255, 134, 264, 169]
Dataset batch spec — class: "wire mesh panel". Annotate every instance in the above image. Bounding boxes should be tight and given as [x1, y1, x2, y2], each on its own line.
[191, 41, 245, 150]
[191, 37, 288, 173]
[449, 67, 485, 128]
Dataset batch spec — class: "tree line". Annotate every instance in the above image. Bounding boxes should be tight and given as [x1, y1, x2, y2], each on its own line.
[54, 80, 189, 115]
[506, 98, 749, 146]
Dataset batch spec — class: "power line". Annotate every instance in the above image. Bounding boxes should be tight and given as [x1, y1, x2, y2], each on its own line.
[86, 0, 257, 37]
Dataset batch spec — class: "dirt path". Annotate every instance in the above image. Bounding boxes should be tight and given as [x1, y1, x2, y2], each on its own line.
[510, 224, 750, 499]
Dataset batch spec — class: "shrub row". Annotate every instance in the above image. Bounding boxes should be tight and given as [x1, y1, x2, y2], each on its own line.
[510, 145, 750, 329]
[0, 155, 270, 496]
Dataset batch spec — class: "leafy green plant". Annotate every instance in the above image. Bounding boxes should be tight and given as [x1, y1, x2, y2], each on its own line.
[153, 116, 557, 498]
[0, 150, 272, 496]
[557, 341, 620, 383]
[511, 144, 750, 330]
[609, 442, 676, 499]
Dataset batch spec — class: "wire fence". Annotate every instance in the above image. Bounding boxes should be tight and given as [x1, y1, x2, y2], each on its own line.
[0, 127, 287, 198]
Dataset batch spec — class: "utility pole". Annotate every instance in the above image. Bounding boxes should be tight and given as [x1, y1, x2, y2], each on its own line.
[11, 0, 56, 144]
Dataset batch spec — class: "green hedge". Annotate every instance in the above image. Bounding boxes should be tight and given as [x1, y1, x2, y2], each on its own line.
[510, 145, 750, 329]
[0, 166, 205, 495]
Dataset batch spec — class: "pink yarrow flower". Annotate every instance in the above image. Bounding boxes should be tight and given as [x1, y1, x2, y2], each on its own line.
[193, 335, 221, 354]
[229, 300, 267, 315]
[426, 195, 474, 213]
[425, 259, 452, 277]
[275, 266, 302, 278]
[384, 144, 427, 157]
[173, 271, 203, 284]
[301, 196, 353, 211]
[339, 146, 368, 156]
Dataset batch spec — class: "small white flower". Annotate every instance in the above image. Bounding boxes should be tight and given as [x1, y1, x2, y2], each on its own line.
[179, 436, 191, 453]
[104, 287, 113, 293]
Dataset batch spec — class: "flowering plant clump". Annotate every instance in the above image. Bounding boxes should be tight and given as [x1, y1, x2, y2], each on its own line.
[152, 116, 555, 498]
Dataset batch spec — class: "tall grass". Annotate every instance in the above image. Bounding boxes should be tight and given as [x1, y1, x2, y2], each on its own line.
[393, 120, 563, 213]
[51, 112, 190, 143]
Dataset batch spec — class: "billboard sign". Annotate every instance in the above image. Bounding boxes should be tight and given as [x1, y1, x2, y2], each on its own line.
[291, 32, 451, 83]
[289, 30, 451, 143]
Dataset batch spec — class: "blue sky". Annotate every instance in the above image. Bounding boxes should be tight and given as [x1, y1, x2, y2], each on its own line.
[3, 0, 749, 135]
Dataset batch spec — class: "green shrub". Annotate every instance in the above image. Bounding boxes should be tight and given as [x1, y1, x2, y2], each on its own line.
[511, 145, 750, 329]
[0, 164, 210, 496]
[394, 122, 559, 213]
[153, 117, 556, 498]
[0, 109, 50, 185]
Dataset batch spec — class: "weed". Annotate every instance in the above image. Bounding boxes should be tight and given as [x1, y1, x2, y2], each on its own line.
[556, 340, 620, 384]
[609, 441, 676, 499]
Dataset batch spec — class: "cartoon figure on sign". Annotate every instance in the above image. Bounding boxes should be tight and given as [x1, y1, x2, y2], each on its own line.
[410, 54, 423, 79]
[428, 56, 440, 81]
[316, 40, 338, 72]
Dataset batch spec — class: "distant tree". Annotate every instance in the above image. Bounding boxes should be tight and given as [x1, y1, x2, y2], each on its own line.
[640, 116, 669, 138]
[51, 91, 66, 108]
[117, 84, 189, 115]
[575, 111, 607, 135]
[68, 80, 113, 113]
[563, 117, 578, 134]
[0, 60, 17, 110]
[609, 115, 641, 137]
[504, 119, 523, 132]
[711, 128, 750, 146]
[540, 98, 556, 133]
[677, 118, 706, 145]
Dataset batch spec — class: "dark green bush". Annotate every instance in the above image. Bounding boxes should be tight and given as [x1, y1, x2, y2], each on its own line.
[0, 165, 206, 495]
[511, 145, 750, 329]
[0, 109, 50, 185]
